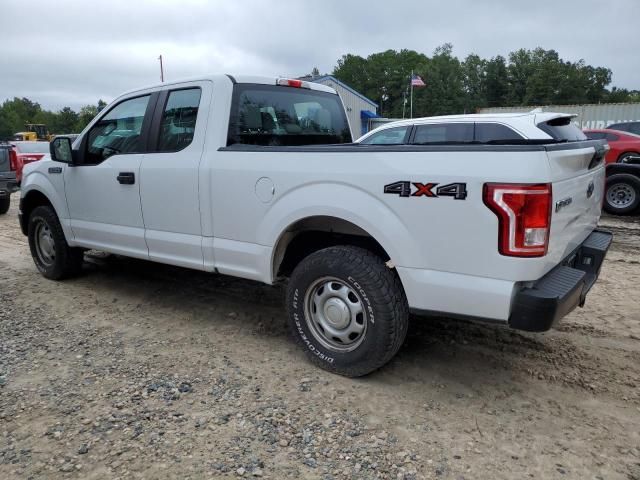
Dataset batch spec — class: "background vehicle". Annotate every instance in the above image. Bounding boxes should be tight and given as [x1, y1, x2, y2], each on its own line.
[583, 129, 640, 164]
[356, 113, 587, 144]
[607, 121, 640, 136]
[11, 141, 51, 166]
[0, 143, 21, 214]
[19, 75, 611, 376]
[602, 163, 640, 215]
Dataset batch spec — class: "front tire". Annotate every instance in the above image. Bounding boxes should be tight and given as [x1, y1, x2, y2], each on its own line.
[286, 246, 409, 377]
[0, 197, 9, 215]
[28, 206, 84, 279]
[604, 174, 640, 215]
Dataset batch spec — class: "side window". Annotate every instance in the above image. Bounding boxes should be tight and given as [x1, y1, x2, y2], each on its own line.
[605, 133, 619, 141]
[412, 123, 473, 144]
[86, 95, 150, 164]
[360, 126, 410, 145]
[157, 88, 201, 152]
[475, 123, 523, 143]
[585, 131, 607, 140]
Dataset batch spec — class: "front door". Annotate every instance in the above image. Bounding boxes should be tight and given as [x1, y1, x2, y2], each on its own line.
[64, 94, 155, 259]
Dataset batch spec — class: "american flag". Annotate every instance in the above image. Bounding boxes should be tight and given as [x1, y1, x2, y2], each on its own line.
[411, 74, 426, 87]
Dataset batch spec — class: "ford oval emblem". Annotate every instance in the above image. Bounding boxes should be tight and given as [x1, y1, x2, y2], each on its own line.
[586, 181, 595, 198]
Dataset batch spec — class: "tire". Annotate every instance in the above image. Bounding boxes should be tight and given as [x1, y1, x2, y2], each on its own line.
[27, 205, 84, 279]
[0, 197, 9, 215]
[286, 246, 409, 377]
[603, 174, 640, 215]
[617, 151, 640, 164]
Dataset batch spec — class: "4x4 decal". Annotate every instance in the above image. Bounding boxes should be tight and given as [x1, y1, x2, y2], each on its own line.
[384, 181, 468, 200]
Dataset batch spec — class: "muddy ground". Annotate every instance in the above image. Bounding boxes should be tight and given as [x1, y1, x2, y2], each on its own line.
[0, 191, 639, 479]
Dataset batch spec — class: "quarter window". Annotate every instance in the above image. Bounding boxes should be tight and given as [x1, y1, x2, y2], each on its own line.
[585, 131, 607, 140]
[605, 133, 620, 141]
[360, 126, 410, 145]
[475, 123, 523, 142]
[86, 95, 150, 164]
[413, 123, 474, 144]
[158, 88, 201, 152]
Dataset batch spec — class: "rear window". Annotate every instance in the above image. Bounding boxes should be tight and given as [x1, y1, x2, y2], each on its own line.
[413, 123, 474, 144]
[537, 117, 586, 141]
[227, 84, 352, 146]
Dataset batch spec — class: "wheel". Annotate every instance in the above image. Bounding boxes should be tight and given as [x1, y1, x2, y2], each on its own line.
[27, 205, 84, 279]
[617, 152, 640, 164]
[603, 174, 640, 215]
[286, 246, 409, 377]
[0, 197, 9, 215]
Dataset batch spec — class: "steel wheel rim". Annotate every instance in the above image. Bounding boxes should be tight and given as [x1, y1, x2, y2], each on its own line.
[607, 183, 636, 208]
[303, 276, 368, 352]
[34, 220, 55, 266]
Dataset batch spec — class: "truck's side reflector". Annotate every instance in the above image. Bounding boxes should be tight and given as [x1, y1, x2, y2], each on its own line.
[276, 78, 309, 89]
[483, 183, 552, 257]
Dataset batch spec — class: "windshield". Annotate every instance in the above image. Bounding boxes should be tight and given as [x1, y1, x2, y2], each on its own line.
[14, 142, 50, 153]
[227, 84, 352, 146]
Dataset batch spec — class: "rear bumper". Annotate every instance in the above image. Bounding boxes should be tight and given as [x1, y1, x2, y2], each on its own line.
[508, 229, 613, 332]
[0, 172, 19, 198]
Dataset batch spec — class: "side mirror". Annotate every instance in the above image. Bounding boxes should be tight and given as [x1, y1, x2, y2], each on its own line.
[50, 137, 73, 164]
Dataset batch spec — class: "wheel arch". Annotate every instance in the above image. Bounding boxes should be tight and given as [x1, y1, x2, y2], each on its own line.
[20, 181, 68, 237]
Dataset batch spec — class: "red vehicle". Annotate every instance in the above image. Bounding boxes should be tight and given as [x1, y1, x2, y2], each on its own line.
[583, 129, 640, 164]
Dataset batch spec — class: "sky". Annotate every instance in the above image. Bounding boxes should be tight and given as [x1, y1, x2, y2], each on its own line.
[1, 0, 638, 111]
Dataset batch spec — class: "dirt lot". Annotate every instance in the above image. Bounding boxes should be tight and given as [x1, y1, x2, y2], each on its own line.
[0, 191, 639, 480]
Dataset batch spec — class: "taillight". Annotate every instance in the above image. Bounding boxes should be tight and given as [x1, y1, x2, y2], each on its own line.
[483, 183, 552, 257]
[8, 149, 18, 171]
[19, 154, 44, 164]
[276, 78, 309, 89]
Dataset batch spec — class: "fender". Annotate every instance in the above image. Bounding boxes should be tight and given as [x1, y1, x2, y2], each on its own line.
[20, 168, 75, 242]
[259, 181, 422, 281]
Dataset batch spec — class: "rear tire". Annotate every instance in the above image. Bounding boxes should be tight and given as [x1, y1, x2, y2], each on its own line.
[604, 174, 640, 215]
[0, 197, 9, 215]
[286, 246, 409, 377]
[618, 151, 640, 164]
[28, 206, 84, 279]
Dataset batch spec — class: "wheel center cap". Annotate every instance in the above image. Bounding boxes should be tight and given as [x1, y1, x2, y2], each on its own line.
[324, 298, 350, 329]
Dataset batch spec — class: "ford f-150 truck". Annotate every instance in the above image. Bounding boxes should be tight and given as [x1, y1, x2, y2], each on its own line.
[19, 74, 612, 376]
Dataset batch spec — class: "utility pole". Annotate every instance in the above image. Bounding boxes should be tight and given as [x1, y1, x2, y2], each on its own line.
[158, 55, 164, 83]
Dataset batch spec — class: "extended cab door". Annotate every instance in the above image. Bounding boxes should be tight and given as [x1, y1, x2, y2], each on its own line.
[64, 93, 157, 258]
[139, 82, 212, 269]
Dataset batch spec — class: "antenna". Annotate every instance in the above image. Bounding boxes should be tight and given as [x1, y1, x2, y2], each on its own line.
[158, 55, 164, 82]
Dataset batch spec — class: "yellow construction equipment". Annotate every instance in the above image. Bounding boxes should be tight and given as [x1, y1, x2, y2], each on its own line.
[13, 124, 53, 142]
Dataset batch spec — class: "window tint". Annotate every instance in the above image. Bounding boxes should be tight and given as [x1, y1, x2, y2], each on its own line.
[413, 123, 473, 144]
[605, 133, 619, 141]
[360, 126, 410, 145]
[474, 123, 523, 142]
[584, 131, 607, 140]
[227, 84, 352, 146]
[158, 88, 201, 152]
[537, 117, 586, 141]
[86, 95, 150, 164]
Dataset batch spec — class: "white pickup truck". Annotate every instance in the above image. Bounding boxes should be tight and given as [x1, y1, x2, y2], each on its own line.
[19, 74, 612, 376]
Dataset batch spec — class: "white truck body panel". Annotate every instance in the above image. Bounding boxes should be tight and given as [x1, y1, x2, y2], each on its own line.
[20, 74, 608, 325]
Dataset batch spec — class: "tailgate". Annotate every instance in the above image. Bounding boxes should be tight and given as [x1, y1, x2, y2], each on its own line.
[546, 140, 607, 263]
[0, 148, 9, 173]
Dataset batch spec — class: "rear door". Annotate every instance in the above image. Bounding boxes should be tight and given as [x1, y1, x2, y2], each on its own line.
[139, 81, 212, 270]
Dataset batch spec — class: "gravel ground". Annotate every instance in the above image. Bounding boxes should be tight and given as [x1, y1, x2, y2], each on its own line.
[1, 191, 639, 480]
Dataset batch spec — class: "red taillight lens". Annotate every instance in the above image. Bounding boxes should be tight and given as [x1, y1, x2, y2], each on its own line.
[483, 183, 552, 257]
[19, 154, 44, 164]
[8, 149, 18, 171]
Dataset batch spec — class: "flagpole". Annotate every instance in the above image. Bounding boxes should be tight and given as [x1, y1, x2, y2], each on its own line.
[410, 70, 414, 119]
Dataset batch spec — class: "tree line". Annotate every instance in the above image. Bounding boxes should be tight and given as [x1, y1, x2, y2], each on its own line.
[331, 45, 640, 118]
[0, 98, 106, 141]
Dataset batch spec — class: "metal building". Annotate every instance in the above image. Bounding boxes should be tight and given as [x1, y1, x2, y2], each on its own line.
[479, 103, 640, 129]
[307, 76, 379, 138]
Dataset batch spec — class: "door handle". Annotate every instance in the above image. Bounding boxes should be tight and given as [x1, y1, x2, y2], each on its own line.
[117, 172, 135, 185]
